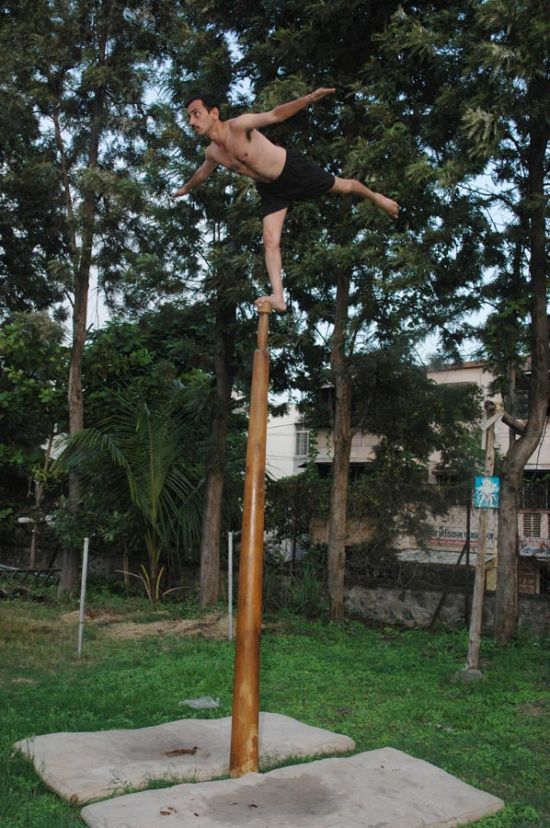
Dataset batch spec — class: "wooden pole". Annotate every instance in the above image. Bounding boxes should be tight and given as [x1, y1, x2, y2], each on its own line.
[466, 409, 497, 672]
[229, 306, 271, 777]
[464, 488, 472, 625]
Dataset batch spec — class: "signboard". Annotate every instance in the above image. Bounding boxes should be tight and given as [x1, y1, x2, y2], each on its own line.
[473, 475, 501, 509]
[429, 527, 495, 548]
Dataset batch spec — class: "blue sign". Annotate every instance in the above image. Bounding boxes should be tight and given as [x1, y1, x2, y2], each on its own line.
[473, 476, 500, 509]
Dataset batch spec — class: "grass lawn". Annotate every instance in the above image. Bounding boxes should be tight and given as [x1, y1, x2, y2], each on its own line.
[0, 595, 548, 827]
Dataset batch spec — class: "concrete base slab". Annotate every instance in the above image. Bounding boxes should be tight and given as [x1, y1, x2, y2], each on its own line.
[81, 748, 504, 828]
[15, 712, 354, 804]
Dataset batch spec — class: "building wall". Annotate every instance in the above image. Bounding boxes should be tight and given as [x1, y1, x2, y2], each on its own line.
[425, 363, 550, 587]
[428, 361, 550, 469]
[315, 428, 379, 465]
[311, 361, 550, 471]
[266, 405, 309, 480]
[309, 361, 550, 593]
[345, 585, 548, 635]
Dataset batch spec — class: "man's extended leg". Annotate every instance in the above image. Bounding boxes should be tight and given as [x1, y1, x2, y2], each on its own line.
[256, 207, 288, 312]
[330, 177, 399, 219]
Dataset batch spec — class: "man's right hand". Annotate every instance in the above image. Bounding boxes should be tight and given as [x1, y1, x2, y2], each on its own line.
[173, 187, 188, 199]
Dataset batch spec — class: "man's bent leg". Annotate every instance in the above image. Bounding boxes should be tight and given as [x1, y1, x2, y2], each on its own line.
[256, 208, 288, 312]
[330, 177, 399, 219]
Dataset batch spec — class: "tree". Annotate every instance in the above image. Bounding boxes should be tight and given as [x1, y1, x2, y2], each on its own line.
[135, 21, 285, 605]
[214, 0, 493, 619]
[0, 33, 67, 318]
[0, 313, 68, 564]
[0, 312, 67, 483]
[307, 346, 483, 549]
[82, 310, 248, 585]
[57, 388, 204, 595]
[1, 0, 195, 591]
[466, 0, 549, 642]
[374, 0, 548, 640]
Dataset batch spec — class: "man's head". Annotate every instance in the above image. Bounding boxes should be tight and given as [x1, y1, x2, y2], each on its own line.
[185, 94, 222, 136]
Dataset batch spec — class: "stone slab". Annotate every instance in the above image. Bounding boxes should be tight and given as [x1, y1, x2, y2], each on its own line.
[15, 712, 354, 804]
[81, 748, 504, 828]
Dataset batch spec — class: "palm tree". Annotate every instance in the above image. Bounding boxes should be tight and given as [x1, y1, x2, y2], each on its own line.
[57, 389, 203, 595]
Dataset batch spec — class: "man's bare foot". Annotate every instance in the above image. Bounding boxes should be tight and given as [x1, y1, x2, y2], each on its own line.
[371, 192, 399, 219]
[255, 294, 287, 312]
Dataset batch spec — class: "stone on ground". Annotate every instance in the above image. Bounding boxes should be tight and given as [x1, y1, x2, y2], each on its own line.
[81, 747, 504, 828]
[14, 712, 354, 804]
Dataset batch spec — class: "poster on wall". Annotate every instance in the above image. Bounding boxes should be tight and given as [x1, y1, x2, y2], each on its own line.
[473, 475, 501, 509]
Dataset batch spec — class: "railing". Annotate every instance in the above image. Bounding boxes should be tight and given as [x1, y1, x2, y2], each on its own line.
[0, 565, 60, 597]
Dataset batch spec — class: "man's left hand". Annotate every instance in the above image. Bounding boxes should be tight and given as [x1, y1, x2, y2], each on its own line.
[310, 87, 336, 102]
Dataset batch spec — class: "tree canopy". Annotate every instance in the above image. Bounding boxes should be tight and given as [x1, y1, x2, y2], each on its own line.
[0, 1, 546, 636]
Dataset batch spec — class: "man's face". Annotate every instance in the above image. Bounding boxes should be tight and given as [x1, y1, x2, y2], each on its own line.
[186, 99, 218, 136]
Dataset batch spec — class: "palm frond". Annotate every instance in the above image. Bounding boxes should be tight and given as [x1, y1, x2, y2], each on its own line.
[55, 390, 205, 567]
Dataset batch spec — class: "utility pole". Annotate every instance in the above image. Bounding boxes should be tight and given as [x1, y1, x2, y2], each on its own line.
[463, 401, 502, 677]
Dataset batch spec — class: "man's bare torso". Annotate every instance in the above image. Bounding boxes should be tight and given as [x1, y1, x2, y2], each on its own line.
[205, 120, 287, 183]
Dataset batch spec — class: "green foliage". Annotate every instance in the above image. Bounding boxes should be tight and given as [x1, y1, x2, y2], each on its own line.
[55, 387, 206, 586]
[376, 0, 549, 641]
[266, 348, 484, 555]
[302, 347, 484, 548]
[197, 0, 500, 623]
[264, 552, 327, 618]
[80, 312, 248, 551]
[0, 73, 68, 318]
[83, 308, 234, 423]
[2, 0, 546, 627]
[266, 467, 328, 546]
[375, 0, 548, 366]
[0, 313, 68, 522]
[0, 313, 67, 466]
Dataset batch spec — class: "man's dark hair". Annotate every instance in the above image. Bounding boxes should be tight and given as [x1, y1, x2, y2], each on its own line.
[184, 93, 221, 113]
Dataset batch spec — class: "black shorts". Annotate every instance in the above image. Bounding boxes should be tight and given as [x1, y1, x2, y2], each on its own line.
[255, 149, 335, 218]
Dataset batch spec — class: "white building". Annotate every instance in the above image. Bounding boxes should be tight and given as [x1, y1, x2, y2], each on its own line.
[274, 363, 550, 594]
[266, 405, 310, 479]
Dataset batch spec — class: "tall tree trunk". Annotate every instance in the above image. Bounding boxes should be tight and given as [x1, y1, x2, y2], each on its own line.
[327, 271, 352, 621]
[199, 300, 236, 605]
[58, 266, 89, 593]
[58, 82, 105, 594]
[505, 360, 517, 451]
[495, 107, 549, 642]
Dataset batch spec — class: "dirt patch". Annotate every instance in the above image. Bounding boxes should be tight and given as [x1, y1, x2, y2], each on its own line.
[58, 609, 278, 641]
[57, 609, 230, 640]
[104, 612, 229, 641]
[60, 610, 125, 625]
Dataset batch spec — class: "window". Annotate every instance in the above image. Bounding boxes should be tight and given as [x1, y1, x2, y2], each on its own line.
[295, 428, 309, 458]
[522, 473, 550, 510]
[434, 472, 470, 507]
[523, 512, 542, 538]
[515, 390, 529, 420]
[514, 372, 550, 419]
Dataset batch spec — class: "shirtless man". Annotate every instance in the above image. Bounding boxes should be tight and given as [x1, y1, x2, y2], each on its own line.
[173, 89, 399, 311]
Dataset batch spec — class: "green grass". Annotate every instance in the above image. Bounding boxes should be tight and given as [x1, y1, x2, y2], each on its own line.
[0, 599, 548, 827]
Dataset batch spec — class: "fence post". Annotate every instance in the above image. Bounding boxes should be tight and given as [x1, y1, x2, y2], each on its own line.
[77, 537, 90, 658]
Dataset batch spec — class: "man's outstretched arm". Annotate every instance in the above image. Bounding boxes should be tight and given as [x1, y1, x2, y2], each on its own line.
[235, 87, 335, 131]
[173, 157, 218, 198]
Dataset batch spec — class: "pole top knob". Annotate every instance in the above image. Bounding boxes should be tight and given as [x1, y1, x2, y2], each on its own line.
[256, 302, 272, 315]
